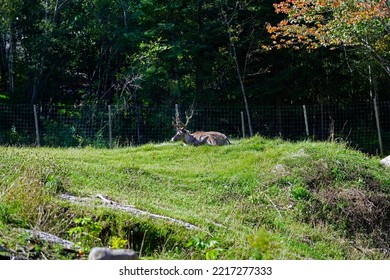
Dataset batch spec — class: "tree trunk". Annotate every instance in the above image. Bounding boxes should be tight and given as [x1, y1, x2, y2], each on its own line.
[226, 27, 253, 137]
[7, 24, 14, 95]
[0, 33, 8, 92]
[194, 0, 205, 97]
[232, 45, 253, 137]
[221, 4, 254, 137]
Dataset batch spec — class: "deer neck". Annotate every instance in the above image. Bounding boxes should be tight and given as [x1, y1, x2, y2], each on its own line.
[184, 132, 201, 146]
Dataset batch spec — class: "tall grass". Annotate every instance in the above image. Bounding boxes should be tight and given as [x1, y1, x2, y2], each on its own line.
[0, 137, 389, 259]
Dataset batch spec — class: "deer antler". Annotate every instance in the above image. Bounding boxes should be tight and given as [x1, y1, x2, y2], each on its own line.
[172, 104, 195, 130]
[183, 107, 194, 128]
[172, 110, 182, 130]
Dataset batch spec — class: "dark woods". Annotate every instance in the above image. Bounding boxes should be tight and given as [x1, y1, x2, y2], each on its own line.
[0, 0, 389, 107]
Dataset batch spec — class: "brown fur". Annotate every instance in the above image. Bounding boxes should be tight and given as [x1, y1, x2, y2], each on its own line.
[171, 129, 230, 146]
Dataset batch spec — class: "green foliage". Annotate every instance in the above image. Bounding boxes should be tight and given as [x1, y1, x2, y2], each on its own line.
[109, 236, 128, 249]
[290, 185, 310, 201]
[44, 174, 64, 195]
[68, 217, 103, 252]
[1, 0, 387, 108]
[0, 203, 24, 226]
[0, 150, 69, 230]
[186, 237, 224, 260]
[42, 121, 78, 147]
[248, 228, 277, 260]
[6, 126, 30, 145]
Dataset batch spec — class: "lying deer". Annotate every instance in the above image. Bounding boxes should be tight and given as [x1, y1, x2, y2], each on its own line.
[171, 108, 230, 146]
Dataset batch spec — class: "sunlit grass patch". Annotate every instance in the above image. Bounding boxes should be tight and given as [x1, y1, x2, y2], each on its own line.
[0, 136, 389, 259]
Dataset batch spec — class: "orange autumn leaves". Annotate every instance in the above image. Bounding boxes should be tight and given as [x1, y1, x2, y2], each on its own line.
[265, 0, 390, 51]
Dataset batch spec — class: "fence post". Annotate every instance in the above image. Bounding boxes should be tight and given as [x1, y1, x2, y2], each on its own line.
[108, 105, 113, 148]
[175, 104, 179, 117]
[33, 104, 40, 147]
[320, 103, 324, 140]
[303, 105, 309, 137]
[373, 98, 384, 155]
[240, 111, 246, 138]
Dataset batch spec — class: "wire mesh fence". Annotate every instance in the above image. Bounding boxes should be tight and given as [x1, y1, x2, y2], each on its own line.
[0, 101, 389, 154]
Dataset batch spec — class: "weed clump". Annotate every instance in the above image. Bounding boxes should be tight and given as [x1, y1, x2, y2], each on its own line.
[282, 145, 390, 250]
[307, 187, 390, 249]
[0, 150, 68, 229]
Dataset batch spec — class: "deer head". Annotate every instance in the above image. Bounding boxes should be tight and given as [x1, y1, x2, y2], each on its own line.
[171, 107, 194, 142]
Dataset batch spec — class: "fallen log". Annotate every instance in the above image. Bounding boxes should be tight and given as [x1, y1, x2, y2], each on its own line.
[60, 193, 201, 230]
[23, 229, 77, 250]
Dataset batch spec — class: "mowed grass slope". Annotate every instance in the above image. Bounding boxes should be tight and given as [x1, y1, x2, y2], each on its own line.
[0, 136, 389, 260]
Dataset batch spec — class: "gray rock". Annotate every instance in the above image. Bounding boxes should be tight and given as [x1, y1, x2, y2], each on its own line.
[380, 155, 390, 167]
[88, 247, 139, 260]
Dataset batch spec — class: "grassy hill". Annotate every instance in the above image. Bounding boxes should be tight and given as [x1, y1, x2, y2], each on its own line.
[0, 136, 389, 260]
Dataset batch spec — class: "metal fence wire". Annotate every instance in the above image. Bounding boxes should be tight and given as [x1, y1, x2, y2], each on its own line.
[0, 101, 389, 154]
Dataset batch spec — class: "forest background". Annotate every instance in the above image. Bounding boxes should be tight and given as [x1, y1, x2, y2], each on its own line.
[1, 0, 389, 106]
[0, 0, 389, 152]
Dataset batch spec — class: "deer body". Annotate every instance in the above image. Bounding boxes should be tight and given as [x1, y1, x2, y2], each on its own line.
[171, 106, 230, 146]
[171, 128, 230, 146]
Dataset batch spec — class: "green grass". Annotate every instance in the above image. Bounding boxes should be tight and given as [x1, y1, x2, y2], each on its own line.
[0, 136, 389, 259]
